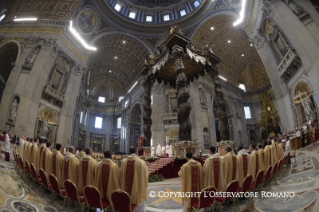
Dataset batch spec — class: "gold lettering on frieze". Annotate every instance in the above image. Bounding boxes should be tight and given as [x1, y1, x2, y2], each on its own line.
[0, 27, 88, 61]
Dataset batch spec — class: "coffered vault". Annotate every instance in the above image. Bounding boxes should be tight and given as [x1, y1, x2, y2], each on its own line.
[192, 14, 270, 91]
[89, 34, 149, 93]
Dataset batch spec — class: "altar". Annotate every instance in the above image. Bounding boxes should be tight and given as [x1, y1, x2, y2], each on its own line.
[173, 142, 198, 158]
[217, 141, 234, 156]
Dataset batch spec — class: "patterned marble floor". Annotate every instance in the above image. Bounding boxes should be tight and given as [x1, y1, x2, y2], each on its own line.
[1, 142, 319, 211]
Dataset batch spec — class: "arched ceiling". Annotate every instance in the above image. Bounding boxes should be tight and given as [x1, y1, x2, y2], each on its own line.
[89, 34, 149, 99]
[192, 14, 270, 90]
[0, 42, 19, 82]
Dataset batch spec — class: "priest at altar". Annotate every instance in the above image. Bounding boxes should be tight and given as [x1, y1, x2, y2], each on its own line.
[120, 146, 148, 212]
[203, 146, 224, 191]
[62, 146, 79, 185]
[51, 143, 64, 187]
[95, 151, 121, 201]
[179, 152, 204, 212]
[156, 143, 161, 156]
[236, 145, 251, 189]
[78, 147, 97, 195]
[222, 146, 237, 187]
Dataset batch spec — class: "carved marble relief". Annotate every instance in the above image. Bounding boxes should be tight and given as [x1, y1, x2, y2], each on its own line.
[36, 108, 59, 143]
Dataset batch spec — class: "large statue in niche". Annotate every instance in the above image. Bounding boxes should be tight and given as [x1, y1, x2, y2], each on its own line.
[264, 20, 291, 60]
[50, 70, 63, 90]
[284, 0, 304, 15]
[304, 97, 317, 122]
[9, 98, 19, 123]
[199, 88, 207, 107]
[38, 114, 50, 139]
[25, 47, 40, 65]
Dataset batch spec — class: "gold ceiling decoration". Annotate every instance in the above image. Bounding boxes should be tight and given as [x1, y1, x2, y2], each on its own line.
[4, 0, 80, 21]
[38, 109, 56, 125]
[192, 14, 264, 86]
[88, 76, 124, 103]
[239, 60, 270, 92]
[89, 34, 149, 91]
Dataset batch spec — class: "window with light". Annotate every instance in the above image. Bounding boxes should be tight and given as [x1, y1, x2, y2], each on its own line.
[163, 15, 170, 21]
[117, 117, 121, 129]
[244, 106, 252, 119]
[114, 4, 121, 11]
[95, 117, 103, 128]
[129, 12, 136, 19]
[98, 96, 105, 103]
[146, 16, 152, 22]
[194, 1, 200, 7]
[180, 10, 186, 17]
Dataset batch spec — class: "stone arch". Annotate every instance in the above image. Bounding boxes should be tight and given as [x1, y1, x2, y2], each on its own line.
[0, 41, 20, 103]
[130, 103, 142, 123]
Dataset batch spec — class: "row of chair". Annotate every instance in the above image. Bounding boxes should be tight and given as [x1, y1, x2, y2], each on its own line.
[190, 153, 290, 212]
[12, 151, 137, 212]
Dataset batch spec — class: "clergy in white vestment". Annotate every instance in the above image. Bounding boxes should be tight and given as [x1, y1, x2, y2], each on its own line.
[237, 145, 247, 155]
[156, 144, 161, 156]
[151, 145, 155, 157]
[165, 143, 169, 158]
[169, 143, 173, 158]
[19, 137, 26, 161]
[5, 131, 11, 161]
[285, 139, 291, 155]
[161, 146, 166, 156]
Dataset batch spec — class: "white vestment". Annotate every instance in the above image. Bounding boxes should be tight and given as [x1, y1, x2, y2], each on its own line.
[165, 145, 169, 154]
[19, 139, 25, 160]
[169, 145, 173, 157]
[237, 149, 247, 155]
[5, 134, 10, 153]
[151, 146, 155, 157]
[156, 145, 161, 156]
[285, 140, 291, 155]
[161, 146, 165, 155]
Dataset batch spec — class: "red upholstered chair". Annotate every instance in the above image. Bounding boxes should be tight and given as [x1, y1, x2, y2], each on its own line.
[250, 170, 264, 196]
[17, 155, 24, 176]
[262, 165, 272, 190]
[237, 175, 253, 205]
[270, 162, 278, 185]
[191, 186, 217, 212]
[39, 168, 52, 196]
[49, 174, 67, 208]
[24, 160, 31, 183]
[110, 189, 136, 212]
[64, 179, 86, 212]
[232, 156, 237, 181]
[30, 163, 40, 189]
[84, 185, 110, 212]
[215, 180, 239, 212]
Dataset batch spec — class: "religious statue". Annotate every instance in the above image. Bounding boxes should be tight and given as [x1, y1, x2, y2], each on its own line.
[38, 115, 50, 139]
[199, 88, 207, 106]
[284, 0, 304, 15]
[9, 99, 19, 122]
[276, 32, 290, 56]
[26, 47, 40, 65]
[304, 98, 317, 121]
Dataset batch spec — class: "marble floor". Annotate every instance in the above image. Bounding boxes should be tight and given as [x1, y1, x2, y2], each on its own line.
[1, 142, 319, 212]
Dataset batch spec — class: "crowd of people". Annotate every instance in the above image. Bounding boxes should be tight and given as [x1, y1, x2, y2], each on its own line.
[179, 140, 287, 211]
[17, 138, 148, 212]
[10, 136, 291, 212]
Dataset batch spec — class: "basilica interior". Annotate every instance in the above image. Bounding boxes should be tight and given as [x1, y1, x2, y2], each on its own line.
[1, 0, 319, 211]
